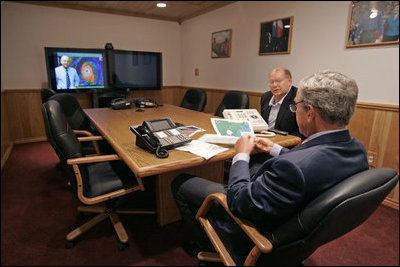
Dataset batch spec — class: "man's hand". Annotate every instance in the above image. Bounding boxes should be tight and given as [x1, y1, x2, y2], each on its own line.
[254, 137, 275, 153]
[235, 134, 256, 155]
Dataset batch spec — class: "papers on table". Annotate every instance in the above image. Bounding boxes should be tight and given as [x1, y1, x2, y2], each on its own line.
[176, 119, 255, 159]
[177, 125, 205, 137]
[176, 140, 229, 160]
[197, 134, 238, 146]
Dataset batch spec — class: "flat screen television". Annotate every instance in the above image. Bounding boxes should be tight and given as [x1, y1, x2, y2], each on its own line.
[44, 47, 107, 92]
[108, 49, 162, 90]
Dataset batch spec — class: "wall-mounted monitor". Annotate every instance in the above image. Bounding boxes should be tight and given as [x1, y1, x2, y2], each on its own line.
[44, 47, 107, 92]
[108, 49, 162, 91]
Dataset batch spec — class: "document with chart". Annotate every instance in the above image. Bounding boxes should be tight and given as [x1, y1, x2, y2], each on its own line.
[197, 118, 254, 146]
[211, 118, 254, 137]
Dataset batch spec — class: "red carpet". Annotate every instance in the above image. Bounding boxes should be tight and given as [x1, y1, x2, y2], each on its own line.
[1, 142, 399, 266]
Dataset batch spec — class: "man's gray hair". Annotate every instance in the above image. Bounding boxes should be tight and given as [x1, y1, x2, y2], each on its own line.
[299, 70, 358, 126]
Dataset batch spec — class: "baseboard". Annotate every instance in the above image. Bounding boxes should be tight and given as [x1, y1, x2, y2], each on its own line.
[382, 198, 399, 210]
[1, 137, 47, 170]
[1, 142, 14, 170]
[13, 136, 47, 144]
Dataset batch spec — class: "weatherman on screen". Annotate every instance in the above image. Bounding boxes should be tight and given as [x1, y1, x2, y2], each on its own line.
[55, 55, 80, 89]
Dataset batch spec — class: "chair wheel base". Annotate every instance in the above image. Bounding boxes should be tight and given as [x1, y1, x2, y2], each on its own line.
[66, 241, 75, 249]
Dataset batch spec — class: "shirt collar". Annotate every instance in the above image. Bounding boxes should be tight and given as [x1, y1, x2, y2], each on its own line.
[303, 128, 348, 144]
[269, 86, 292, 107]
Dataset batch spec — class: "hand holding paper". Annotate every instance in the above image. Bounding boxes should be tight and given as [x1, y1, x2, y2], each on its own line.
[235, 134, 256, 155]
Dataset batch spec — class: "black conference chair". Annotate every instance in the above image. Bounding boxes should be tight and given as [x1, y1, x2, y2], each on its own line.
[196, 168, 399, 265]
[49, 93, 102, 155]
[42, 99, 155, 250]
[180, 88, 207, 112]
[41, 88, 56, 103]
[215, 90, 249, 117]
[49, 93, 94, 133]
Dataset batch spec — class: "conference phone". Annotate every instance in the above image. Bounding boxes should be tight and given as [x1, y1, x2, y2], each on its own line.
[130, 117, 191, 158]
[222, 109, 269, 132]
[110, 98, 132, 110]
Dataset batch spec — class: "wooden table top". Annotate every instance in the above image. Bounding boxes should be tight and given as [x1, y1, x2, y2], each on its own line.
[84, 104, 301, 177]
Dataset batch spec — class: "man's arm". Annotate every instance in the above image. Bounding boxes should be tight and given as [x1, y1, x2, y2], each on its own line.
[228, 135, 304, 223]
[227, 157, 306, 223]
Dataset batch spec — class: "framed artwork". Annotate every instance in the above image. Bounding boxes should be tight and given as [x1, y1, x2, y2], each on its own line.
[259, 16, 293, 55]
[346, 1, 399, 48]
[211, 29, 232, 58]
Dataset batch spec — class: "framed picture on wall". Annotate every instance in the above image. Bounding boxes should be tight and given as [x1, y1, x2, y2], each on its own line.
[346, 1, 399, 48]
[211, 29, 232, 58]
[259, 16, 293, 55]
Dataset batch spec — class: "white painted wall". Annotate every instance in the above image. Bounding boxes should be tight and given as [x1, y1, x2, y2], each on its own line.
[2, 1, 399, 105]
[181, 1, 399, 105]
[1, 2, 181, 90]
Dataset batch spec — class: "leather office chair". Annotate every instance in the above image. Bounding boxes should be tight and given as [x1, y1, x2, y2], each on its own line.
[215, 90, 249, 117]
[196, 168, 399, 265]
[42, 100, 155, 250]
[49, 93, 101, 155]
[41, 88, 56, 103]
[180, 88, 207, 112]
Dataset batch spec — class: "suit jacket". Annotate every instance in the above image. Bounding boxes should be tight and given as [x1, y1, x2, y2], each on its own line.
[260, 86, 301, 137]
[211, 129, 368, 263]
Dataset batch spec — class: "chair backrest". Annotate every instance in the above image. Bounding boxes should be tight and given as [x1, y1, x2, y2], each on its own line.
[49, 93, 92, 132]
[215, 90, 249, 117]
[41, 88, 56, 103]
[255, 168, 399, 266]
[41, 100, 84, 193]
[180, 88, 207, 112]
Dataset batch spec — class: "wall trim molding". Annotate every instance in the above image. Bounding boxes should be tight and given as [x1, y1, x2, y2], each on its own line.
[383, 198, 399, 210]
[1, 142, 14, 170]
[356, 102, 399, 112]
[14, 137, 47, 144]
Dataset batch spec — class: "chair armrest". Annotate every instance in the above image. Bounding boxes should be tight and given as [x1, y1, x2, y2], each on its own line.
[66, 153, 145, 205]
[67, 154, 120, 165]
[73, 130, 102, 155]
[73, 129, 95, 136]
[77, 136, 104, 142]
[196, 193, 273, 253]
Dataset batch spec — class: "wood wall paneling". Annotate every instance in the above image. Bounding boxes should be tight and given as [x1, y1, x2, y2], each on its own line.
[1, 92, 13, 167]
[1, 87, 398, 209]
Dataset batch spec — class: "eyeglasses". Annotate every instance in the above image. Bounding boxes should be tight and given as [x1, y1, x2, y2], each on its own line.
[268, 78, 286, 86]
[289, 100, 304, 113]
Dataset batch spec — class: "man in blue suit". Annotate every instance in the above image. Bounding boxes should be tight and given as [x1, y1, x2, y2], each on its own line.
[172, 70, 368, 258]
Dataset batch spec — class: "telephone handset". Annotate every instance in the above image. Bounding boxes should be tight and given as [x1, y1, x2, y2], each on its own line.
[130, 117, 191, 158]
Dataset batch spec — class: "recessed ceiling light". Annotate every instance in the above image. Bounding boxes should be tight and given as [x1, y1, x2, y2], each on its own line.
[157, 3, 167, 8]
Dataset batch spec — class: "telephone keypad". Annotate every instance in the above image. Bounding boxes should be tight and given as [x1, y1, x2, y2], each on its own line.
[155, 129, 191, 148]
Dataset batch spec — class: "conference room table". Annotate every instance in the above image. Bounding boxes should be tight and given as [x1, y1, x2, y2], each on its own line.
[84, 104, 301, 226]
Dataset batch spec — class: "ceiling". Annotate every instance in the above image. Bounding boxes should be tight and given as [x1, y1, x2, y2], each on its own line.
[14, 1, 236, 23]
